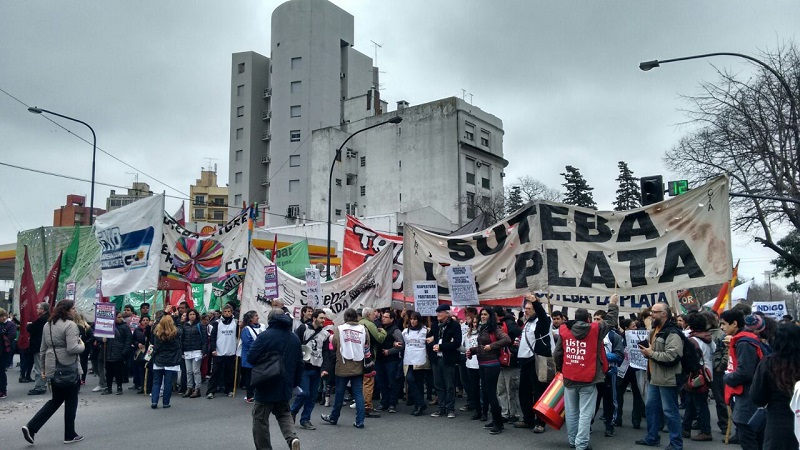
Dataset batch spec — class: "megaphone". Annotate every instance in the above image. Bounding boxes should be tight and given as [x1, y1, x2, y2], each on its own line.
[301, 345, 312, 362]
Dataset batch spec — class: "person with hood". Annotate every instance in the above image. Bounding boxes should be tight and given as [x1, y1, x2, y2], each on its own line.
[554, 295, 619, 450]
[721, 310, 770, 450]
[206, 305, 238, 399]
[467, 307, 512, 435]
[102, 312, 132, 395]
[635, 302, 684, 450]
[493, 306, 522, 424]
[321, 308, 370, 429]
[248, 309, 302, 450]
[681, 311, 714, 442]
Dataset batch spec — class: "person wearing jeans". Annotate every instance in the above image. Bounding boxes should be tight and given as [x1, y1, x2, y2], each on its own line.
[291, 309, 330, 429]
[180, 309, 207, 398]
[321, 308, 369, 428]
[636, 302, 683, 450]
[150, 314, 182, 408]
[554, 297, 619, 450]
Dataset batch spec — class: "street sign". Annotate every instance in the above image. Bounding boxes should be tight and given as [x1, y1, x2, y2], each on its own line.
[668, 180, 689, 196]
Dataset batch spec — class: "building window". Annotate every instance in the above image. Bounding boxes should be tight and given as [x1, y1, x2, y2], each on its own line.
[360, 156, 366, 167]
[290, 105, 301, 117]
[234, 194, 242, 205]
[346, 203, 354, 215]
[290, 130, 301, 142]
[237, 62, 245, 74]
[213, 198, 225, 206]
[291, 81, 301, 93]
[466, 192, 475, 219]
[236, 128, 243, 139]
[235, 172, 242, 183]
[482, 177, 491, 189]
[346, 174, 356, 185]
[289, 155, 300, 167]
[480, 130, 490, 147]
[287, 204, 300, 218]
[465, 122, 475, 141]
[195, 209, 205, 219]
[466, 172, 475, 185]
[335, 209, 342, 216]
[289, 179, 300, 192]
[235, 150, 243, 161]
[237, 84, 244, 96]
[236, 106, 244, 117]
[360, 185, 366, 197]
[346, 148, 357, 158]
[194, 195, 205, 206]
[291, 57, 302, 70]
[335, 178, 342, 187]
[213, 210, 224, 220]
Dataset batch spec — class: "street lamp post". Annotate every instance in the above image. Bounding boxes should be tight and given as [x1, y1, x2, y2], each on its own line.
[325, 115, 402, 280]
[28, 106, 98, 225]
[639, 52, 799, 152]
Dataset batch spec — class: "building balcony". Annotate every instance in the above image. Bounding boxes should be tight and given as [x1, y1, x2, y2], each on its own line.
[263, 88, 271, 98]
[261, 131, 271, 141]
[261, 154, 270, 164]
[261, 175, 270, 186]
[262, 110, 271, 121]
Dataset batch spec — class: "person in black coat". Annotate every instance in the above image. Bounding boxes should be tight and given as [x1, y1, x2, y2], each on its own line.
[150, 315, 183, 408]
[426, 304, 462, 418]
[248, 310, 302, 450]
[751, 323, 800, 450]
[26, 303, 51, 395]
[102, 312, 132, 395]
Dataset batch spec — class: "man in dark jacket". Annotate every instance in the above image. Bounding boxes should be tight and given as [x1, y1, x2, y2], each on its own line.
[27, 303, 50, 395]
[427, 304, 462, 418]
[248, 309, 302, 450]
[516, 293, 553, 432]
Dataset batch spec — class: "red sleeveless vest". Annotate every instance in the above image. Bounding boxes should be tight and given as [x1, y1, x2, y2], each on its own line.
[560, 322, 608, 383]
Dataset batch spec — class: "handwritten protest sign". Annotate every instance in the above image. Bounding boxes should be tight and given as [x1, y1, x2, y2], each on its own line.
[94, 303, 116, 339]
[625, 329, 650, 371]
[414, 282, 439, 316]
[446, 266, 479, 306]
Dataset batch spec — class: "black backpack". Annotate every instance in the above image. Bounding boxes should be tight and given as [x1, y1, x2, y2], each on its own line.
[661, 327, 701, 376]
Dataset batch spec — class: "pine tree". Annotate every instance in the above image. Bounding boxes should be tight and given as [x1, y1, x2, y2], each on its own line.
[561, 165, 596, 209]
[506, 186, 524, 214]
[613, 161, 641, 211]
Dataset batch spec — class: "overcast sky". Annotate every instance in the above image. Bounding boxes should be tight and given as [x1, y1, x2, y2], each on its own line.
[1, 0, 798, 288]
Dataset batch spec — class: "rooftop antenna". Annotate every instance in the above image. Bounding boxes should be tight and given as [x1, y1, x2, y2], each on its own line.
[461, 89, 473, 104]
[125, 171, 139, 184]
[370, 40, 382, 66]
[204, 157, 218, 172]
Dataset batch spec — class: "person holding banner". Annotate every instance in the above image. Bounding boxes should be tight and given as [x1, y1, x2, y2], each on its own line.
[102, 312, 133, 395]
[403, 311, 430, 416]
[615, 318, 645, 430]
[239, 310, 264, 404]
[515, 294, 553, 433]
[22, 300, 85, 445]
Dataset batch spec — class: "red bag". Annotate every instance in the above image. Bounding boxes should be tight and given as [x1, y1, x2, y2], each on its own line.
[490, 329, 511, 367]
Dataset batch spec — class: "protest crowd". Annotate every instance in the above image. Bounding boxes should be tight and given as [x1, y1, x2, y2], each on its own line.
[2, 292, 799, 450]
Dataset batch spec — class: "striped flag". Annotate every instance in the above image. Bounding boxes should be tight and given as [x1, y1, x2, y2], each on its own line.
[712, 260, 739, 314]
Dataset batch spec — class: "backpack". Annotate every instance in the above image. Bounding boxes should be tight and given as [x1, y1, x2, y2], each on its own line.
[660, 328, 701, 376]
[711, 333, 728, 373]
[682, 336, 711, 394]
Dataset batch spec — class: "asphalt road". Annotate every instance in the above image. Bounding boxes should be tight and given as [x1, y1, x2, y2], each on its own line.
[1, 360, 732, 450]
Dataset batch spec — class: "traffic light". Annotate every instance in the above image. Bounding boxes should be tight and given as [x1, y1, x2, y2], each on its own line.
[640, 175, 664, 206]
[667, 180, 689, 196]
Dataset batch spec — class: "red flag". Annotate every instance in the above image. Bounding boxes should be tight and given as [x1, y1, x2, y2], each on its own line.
[39, 251, 63, 308]
[17, 247, 38, 351]
[711, 260, 739, 314]
[271, 234, 278, 262]
[174, 202, 186, 227]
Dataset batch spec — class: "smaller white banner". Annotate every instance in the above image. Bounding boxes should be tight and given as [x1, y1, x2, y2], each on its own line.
[264, 266, 279, 299]
[414, 282, 439, 316]
[94, 303, 116, 339]
[446, 266, 479, 306]
[305, 268, 322, 308]
[751, 301, 787, 321]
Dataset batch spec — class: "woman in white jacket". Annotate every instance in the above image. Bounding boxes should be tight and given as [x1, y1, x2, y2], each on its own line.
[22, 300, 85, 445]
[403, 311, 430, 416]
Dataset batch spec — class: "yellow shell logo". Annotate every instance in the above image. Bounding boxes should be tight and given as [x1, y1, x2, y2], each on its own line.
[136, 249, 145, 260]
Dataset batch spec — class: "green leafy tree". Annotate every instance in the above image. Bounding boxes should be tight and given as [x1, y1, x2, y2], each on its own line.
[613, 161, 640, 211]
[561, 165, 596, 209]
[506, 186, 524, 214]
[771, 230, 800, 293]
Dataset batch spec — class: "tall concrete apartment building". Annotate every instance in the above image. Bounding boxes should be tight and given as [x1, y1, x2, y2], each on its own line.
[229, 0, 506, 230]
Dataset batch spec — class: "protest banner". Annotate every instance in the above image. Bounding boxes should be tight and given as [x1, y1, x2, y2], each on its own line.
[94, 303, 116, 339]
[95, 194, 164, 295]
[95, 278, 102, 302]
[342, 215, 404, 300]
[128, 315, 140, 333]
[404, 176, 732, 301]
[264, 265, 279, 299]
[65, 282, 76, 301]
[268, 240, 312, 279]
[242, 244, 393, 324]
[414, 282, 439, 316]
[447, 266, 479, 306]
[305, 267, 322, 308]
[752, 301, 787, 321]
[625, 329, 650, 370]
[161, 210, 249, 295]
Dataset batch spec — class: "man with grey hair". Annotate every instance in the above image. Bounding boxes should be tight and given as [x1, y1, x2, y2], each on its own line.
[27, 302, 50, 395]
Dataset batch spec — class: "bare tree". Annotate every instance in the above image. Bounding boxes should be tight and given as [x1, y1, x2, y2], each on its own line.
[664, 44, 800, 269]
[455, 191, 507, 225]
[514, 175, 562, 202]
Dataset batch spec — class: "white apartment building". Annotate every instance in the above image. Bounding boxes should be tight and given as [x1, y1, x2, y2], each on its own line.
[229, 0, 506, 231]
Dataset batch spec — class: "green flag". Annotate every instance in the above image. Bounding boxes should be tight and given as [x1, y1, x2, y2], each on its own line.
[59, 224, 80, 284]
[267, 239, 311, 279]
